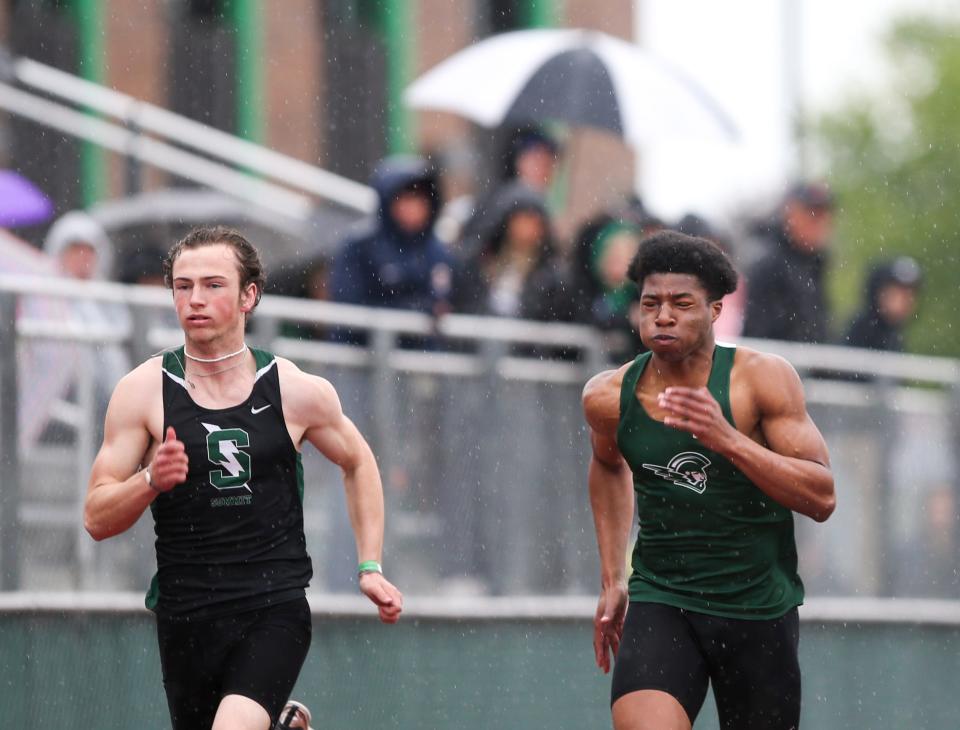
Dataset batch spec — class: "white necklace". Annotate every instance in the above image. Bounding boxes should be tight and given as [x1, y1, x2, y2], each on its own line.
[183, 343, 248, 363]
[172, 348, 247, 390]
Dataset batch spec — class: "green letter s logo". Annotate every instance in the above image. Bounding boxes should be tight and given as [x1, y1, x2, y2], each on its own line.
[202, 423, 252, 490]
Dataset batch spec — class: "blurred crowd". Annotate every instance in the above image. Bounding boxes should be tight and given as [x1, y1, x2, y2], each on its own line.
[0, 125, 929, 453]
[262, 126, 925, 360]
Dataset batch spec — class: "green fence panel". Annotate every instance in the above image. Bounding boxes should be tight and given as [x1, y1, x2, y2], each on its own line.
[1, 610, 958, 729]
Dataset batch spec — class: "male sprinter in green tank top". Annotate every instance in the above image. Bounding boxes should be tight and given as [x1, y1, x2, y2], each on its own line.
[84, 226, 402, 730]
[583, 230, 835, 730]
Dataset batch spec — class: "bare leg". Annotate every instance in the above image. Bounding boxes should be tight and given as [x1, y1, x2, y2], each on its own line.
[612, 689, 692, 730]
[212, 693, 272, 730]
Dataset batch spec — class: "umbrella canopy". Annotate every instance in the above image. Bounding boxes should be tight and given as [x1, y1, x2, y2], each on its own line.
[0, 170, 54, 227]
[404, 29, 738, 148]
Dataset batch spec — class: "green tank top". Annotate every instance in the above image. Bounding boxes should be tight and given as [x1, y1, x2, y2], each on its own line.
[616, 344, 804, 619]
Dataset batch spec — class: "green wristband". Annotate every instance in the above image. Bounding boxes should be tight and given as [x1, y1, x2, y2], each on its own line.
[357, 560, 382, 576]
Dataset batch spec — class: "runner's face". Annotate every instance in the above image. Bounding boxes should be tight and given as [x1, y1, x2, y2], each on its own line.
[171, 243, 256, 345]
[637, 272, 720, 360]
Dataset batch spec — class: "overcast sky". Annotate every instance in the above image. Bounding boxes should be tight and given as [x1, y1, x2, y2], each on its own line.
[634, 0, 958, 224]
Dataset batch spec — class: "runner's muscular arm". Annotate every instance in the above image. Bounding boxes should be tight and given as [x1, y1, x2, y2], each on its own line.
[583, 369, 633, 673]
[660, 352, 835, 521]
[296, 371, 402, 622]
[84, 364, 188, 540]
[300, 375, 384, 563]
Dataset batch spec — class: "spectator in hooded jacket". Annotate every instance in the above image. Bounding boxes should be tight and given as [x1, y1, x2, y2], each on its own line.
[452, 182, 565, 321]
[450, 127, 562, 255]
[330, 155, 455, 316]
[843, 256, 922, 352]
[741, 182, 835, 343]
[34, 211, 130, 441]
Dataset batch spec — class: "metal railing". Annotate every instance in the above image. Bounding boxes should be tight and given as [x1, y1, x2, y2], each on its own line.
[0, 50, 377, 228]
[0, 275, 958, 602]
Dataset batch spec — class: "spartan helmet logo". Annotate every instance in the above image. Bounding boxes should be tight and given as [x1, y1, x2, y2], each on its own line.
[642, 451, 712, 494]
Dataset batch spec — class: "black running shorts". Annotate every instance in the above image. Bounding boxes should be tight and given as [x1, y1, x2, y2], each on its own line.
[156, 596, 312, 729]
[611, 601, 801, 730]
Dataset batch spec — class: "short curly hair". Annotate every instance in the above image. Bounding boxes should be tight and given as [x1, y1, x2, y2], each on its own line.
[628, 230, 738, 301]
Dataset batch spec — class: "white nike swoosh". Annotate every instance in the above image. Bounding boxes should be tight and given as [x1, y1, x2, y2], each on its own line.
[251, 404, 271, 414]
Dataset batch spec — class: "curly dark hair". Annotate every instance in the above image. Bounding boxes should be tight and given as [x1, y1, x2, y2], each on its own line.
[163, 226, 267, 310]
[628, 230, 738, 301]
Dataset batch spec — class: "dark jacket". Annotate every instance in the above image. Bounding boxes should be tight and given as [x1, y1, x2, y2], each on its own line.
[741, 221, 829, 343]
[844, 310, 903, 353]
[451, 182, 568, 322]
[330, 156, 455, 313]
[842, 260, 920, 352]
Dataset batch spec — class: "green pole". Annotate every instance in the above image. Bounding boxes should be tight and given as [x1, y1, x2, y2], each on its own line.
[523, 0, 559, 28]
[520, 1, 563, 207]
[380, 0, 415, 153]
[231, 0, 264, 142]
[74, 0, 106, 206]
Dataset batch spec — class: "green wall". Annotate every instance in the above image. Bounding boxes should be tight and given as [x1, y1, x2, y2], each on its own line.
[2, 611, 958, 728]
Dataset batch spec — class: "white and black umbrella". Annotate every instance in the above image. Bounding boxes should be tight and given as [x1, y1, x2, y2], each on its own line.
[404, 28, 738, 147]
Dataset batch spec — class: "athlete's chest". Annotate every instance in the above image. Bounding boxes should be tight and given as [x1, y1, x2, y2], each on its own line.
[632, 369, 758, 436]
[181, 373, 257, 410]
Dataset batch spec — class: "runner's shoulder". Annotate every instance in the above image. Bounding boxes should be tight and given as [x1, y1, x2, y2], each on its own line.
[117, 355, 163, 391]
[732, 344, 803, 401]
[583, 362, 631, 429]
[104, 356, 163, 416]
[275, 356, 340, 414]
[733, 344, 797, 377]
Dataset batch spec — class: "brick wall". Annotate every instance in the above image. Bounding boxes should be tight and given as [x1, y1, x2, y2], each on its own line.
[263, 0, 321, 165]
[104, 0, 170, 196]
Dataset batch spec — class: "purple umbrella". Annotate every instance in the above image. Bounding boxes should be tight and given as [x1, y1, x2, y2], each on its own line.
[0, 170, 54, 227]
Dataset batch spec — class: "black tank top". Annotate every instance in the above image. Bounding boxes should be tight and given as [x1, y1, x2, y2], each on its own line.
[145, 347, 312, 618]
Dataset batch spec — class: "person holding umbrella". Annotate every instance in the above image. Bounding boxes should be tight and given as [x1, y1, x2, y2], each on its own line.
[452, 126, 562, 256]
[583, 230, 834, 730]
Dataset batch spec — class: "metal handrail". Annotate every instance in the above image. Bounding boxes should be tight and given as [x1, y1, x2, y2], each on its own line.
[11, 56, 377, 214]
[0, 82, 314, 223]
[735, 336, 960, 384]
[1, 275, 958, 383]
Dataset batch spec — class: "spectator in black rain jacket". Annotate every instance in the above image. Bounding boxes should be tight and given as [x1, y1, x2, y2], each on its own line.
[741, 182, 835, 343]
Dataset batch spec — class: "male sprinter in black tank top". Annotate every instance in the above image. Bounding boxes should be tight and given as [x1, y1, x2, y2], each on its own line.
[84, 226, 402, 730]
[583, 231, 835, 730]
